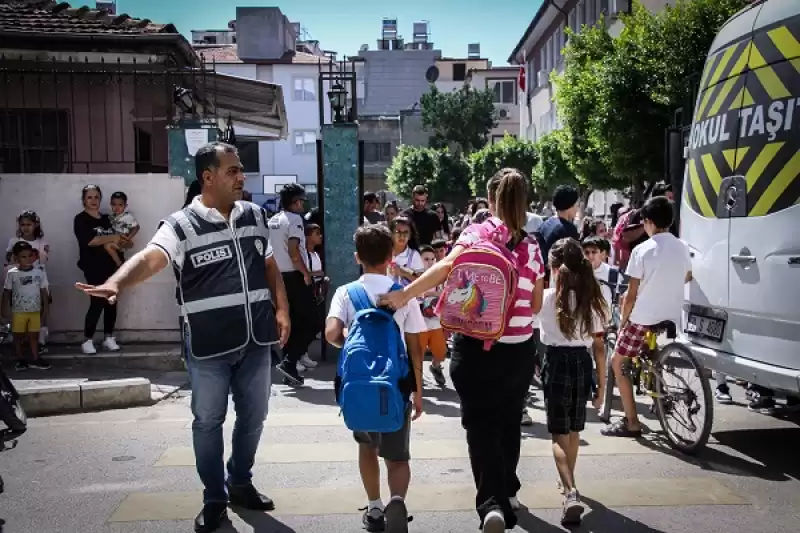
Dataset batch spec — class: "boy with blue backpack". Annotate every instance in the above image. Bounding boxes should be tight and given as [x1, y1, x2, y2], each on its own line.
[325, 224, 425, 533]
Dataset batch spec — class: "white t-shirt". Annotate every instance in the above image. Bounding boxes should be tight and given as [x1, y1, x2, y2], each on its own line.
[6, 237, 50, 267]
[267, 210, 307, 273]
[327, 273, 427, 347]
[307, 250, 323, 280]
[525, 212, 544, 234]
[626, 232, 692, 326]
[390, 247, 424, 287]
[539, 288, 604, 348]
[4, 266, 48, 313]
[593, 262, 614, 311]
[149, 198, 273, 269]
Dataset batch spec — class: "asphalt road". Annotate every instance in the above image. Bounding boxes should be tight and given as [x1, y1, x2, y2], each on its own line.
[1, 359, 799, 533]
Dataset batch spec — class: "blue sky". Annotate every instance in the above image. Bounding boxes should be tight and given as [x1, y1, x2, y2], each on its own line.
[103, 0, 541, 65]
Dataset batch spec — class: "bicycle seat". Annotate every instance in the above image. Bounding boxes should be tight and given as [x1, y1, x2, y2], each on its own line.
[651, 320, 677, 339]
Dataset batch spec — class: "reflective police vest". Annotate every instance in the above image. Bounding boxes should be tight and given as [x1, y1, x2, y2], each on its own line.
[165, 202, 278, 359]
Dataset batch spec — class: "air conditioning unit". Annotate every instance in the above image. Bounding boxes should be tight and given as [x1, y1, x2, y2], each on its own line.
[497, 108, 511, 120]
[609, 0, 631, 18]
[537, 69, 549, 88]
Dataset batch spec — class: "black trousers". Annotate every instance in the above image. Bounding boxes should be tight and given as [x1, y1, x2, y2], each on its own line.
[281, 271, 317, 363]
[450, 334, 536, 528]
[83, 266, 118, 339]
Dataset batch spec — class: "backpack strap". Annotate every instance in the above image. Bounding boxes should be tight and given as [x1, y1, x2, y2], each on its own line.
[345, 283, 373, 313]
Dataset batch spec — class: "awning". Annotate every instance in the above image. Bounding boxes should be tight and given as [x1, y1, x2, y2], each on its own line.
[196, 72, 288, 139]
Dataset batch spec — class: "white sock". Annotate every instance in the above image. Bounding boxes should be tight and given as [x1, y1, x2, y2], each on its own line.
[390, 495, 404, 503]
[369, 498, 384, 511]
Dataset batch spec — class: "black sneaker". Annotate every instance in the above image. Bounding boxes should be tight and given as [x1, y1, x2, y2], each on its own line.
[384, 498, 410, 533]
[430, 364, 446, 386]
[361, 506, 385, 532]
[275, 360, 304, 387]
[226, 482, 275, 511]
[748, 395, 776, 415]
[38, 345, 48, 355]
[193, 502, 228, 533]
[14, 361, 28, 372]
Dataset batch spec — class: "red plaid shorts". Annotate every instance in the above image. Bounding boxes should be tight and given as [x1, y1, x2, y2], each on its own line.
[614, 322, 651, 358]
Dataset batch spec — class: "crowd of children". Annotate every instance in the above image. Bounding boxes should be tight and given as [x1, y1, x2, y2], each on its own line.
[2, 189, 139, 368]
[321, 168, 691, 533]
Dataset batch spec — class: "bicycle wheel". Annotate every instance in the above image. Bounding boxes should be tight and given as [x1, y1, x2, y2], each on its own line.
[653, 343, 713, 455]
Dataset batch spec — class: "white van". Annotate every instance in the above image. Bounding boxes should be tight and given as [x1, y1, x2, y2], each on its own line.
[681, 0, 800, 394]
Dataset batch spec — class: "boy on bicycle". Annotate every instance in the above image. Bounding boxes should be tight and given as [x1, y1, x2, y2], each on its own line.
[601, 196, 692, 438]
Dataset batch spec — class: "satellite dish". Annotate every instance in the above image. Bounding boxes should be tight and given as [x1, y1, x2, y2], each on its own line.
[425, 65, 439, 83]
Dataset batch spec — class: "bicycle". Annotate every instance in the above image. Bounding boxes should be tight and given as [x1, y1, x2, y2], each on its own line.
[599, 302, 714, 455]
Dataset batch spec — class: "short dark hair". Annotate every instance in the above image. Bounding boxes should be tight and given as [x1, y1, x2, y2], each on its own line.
[641, 196, 674, 230]
[419, 245, 435, 256]
[582, 235, 610, 254]
[552, 185, 579, 212]
[279, 183, 306, 210]
[12, 241, 33, 256]
[412, 185, 428, 196]
[431, 239, 447, 250]
[651, 182, 672, 197]
[363, 191, 378, 203]
[354, 224, 393, 267]
[110, 191, 128, 203]
[195, 142, 238, 183]
[304, 223, 321, 236]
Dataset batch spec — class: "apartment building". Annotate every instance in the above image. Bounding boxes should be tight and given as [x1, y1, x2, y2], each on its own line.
[193, 7, 339, 207]
[508, 0, 679, 144]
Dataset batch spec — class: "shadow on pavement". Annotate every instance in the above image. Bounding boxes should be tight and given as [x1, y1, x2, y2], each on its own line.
[577, 496, 668, 533]
[226, 509, 297, 532]
[631, 427, 797, 482]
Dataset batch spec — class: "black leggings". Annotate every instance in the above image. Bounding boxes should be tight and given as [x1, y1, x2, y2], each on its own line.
[281, 271, 317, 363]
[83, 268, 117, 339]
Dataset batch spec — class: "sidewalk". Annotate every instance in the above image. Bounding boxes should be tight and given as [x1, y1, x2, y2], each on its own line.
[6, 343, 187, 417]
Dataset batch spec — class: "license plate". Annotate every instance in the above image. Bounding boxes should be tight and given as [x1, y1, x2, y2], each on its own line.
[686, 313, 725, 342]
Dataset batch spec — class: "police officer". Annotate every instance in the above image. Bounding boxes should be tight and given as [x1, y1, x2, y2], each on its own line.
[76, 142, 290, 533]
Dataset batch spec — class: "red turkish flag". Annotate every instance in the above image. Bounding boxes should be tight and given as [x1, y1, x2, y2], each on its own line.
[518, 66, 526, 92]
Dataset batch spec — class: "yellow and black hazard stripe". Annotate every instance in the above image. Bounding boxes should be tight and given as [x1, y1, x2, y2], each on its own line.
[686, 16, 800, 218]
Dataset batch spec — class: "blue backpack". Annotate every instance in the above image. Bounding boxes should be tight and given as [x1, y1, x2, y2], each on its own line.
[335, 282, 410, 433]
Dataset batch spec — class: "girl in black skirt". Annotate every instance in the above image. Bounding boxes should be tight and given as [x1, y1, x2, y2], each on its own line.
[538, 238, 608, 527]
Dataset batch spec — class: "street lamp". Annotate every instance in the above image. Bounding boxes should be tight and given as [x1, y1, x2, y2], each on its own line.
[173, 86, 195, 114]
[327, 82, 347, 123]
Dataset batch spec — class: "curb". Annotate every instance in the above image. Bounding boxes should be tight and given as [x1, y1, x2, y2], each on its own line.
[40, 350, 185, 372]
[18, 378, 153, 416]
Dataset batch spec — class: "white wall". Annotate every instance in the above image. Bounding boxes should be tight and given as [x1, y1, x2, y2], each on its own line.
[0, 174, 184, 343]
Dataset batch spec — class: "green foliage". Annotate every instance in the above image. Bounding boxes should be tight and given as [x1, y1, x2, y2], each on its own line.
[468, 135, 538, 196]
[553, 0, 749, 199]
[386, 145, 471, 201]
[532, 130, 576, 198]
[421, 85, 497, 154]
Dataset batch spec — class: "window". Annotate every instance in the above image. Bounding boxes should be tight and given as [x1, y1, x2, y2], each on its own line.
[490, 80, 515, 104]
[578, 0, 585, 29]
[237, 141, 260, 173]
[539, 47, 546, 77]
[293, 77, 316, 101]
[292, 130, 316, 154]
[0, 109, 69, 173]
[363, 142, 392, 162]
[568, 8, 577, 35]
[203, 35, 217, 44]
[452, 63, 467, 82]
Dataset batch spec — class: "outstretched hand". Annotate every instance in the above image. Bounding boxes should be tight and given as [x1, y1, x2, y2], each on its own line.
[377, 290, 407, 311]
[75, 281, 119, 304]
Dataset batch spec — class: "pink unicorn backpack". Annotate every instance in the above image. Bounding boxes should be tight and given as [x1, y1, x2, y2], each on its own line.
[435, 218, 521, 349]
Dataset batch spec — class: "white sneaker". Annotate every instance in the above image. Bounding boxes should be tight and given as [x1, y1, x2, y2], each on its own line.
[482, 510, 505, 533]
[102, 336, 120, 352]
[299, 353, 318, 369]
[81, 339, 97, 354]
[509, 496, 520, 511]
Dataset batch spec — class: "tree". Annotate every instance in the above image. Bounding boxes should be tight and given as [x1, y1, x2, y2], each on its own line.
[553, 0, 749, 200]
[421, 85, 497, 154]
[386, 145, 471, 201]
[532, 130, 576, 200]
[468, 135, 538, 196]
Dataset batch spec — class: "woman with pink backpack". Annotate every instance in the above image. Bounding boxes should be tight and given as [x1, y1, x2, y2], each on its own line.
[380, 168, 545, 533]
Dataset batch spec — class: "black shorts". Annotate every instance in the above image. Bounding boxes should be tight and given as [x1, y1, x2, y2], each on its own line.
[352, 404, 412, 462]
[542, 345, 594, 435]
